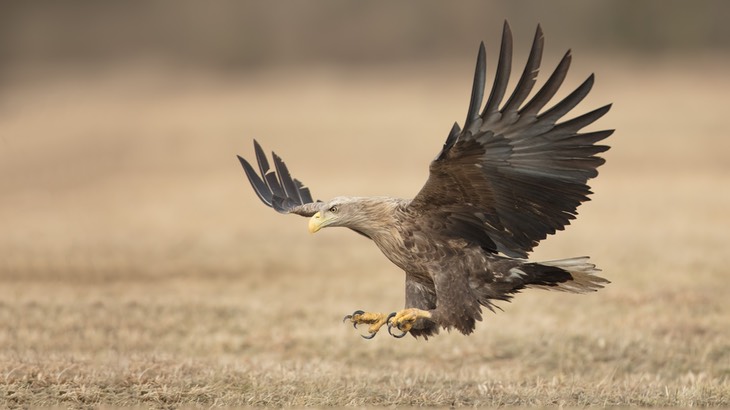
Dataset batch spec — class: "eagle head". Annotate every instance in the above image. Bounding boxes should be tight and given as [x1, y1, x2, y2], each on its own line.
[308, 197, 353, 233]
[308, 196, 397, 235]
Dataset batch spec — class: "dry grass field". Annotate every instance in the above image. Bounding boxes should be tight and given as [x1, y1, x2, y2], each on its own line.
[1, 54, 729, 407]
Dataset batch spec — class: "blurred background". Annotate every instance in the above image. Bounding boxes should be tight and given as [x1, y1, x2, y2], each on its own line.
[2, 0, 730, 71]
[0, 0, 728, 281]
[1, 2, 729, 405]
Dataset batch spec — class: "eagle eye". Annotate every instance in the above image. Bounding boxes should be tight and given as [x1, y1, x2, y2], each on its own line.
[329, 206, 338, 213]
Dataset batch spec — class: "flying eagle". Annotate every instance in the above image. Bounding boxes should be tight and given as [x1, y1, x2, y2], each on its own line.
[237, 22, 611, 339]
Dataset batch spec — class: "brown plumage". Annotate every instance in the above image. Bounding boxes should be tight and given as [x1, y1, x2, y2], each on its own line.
[237, 22, 611, 339]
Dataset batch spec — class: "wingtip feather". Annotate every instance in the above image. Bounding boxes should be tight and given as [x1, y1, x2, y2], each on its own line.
[238, 154, 273, 207]
[253, 139, 270, 177]
[464, 42, 487, 130]
[501, 23, 545, 114]
[482, 20, 513, 118]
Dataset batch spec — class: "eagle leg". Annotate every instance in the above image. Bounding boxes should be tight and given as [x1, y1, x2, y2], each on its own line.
[343, 310, 389, 339]
[386, 308, 433, 338]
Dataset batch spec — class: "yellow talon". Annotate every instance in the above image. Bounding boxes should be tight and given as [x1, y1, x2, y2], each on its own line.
[387, 308, 432, 337]
[344, 311, 388, 339]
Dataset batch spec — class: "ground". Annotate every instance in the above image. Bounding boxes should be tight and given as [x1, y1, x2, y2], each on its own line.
[0, 55, 729, 407]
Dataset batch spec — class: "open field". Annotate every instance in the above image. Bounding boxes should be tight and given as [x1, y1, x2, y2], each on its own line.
[1, 55, 729, 407]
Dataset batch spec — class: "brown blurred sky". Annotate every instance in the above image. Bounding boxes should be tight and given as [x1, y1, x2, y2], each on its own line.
[1, 0, 729, 275]
[1, 0, 729, 76]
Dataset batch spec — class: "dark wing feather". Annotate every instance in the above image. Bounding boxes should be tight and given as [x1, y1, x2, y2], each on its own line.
[481, 22, 513, 119]
[501, 25, 543, 116]
[463, 42, 486, 131]
[237, 140, 320, 216]
[410, 21, 612, 258]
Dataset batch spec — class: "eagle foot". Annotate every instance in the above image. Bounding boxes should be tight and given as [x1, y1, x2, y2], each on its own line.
[386, 308, 433, 338]
[343, 310, 388, 339]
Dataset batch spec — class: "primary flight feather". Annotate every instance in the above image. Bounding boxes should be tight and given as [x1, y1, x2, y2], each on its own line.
[237, 22, 612, 339]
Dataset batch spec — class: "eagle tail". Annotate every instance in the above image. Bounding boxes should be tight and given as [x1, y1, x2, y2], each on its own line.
[522, 256, 609, 293]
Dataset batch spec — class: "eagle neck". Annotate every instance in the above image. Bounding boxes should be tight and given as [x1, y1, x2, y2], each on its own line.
[343, 197, 406, 241]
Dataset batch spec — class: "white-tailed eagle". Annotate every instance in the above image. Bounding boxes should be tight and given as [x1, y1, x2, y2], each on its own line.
[237, 22, 611, 339]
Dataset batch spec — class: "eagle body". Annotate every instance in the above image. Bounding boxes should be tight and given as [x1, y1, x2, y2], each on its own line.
[303, 196, 603, 338]
[237, 22, 612, 339]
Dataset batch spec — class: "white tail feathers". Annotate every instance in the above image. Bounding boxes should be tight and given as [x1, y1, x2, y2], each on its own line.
[532, 256, 609, 293]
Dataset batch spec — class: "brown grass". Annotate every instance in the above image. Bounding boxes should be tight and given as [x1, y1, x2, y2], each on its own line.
[1, 55, 729, 407]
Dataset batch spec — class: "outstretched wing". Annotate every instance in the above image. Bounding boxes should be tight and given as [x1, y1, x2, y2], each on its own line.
[237, 140, 321, 217]
[409, 22, 613, 258]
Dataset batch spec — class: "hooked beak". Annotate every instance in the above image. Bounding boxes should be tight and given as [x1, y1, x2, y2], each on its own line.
[308, 211, 324, 233]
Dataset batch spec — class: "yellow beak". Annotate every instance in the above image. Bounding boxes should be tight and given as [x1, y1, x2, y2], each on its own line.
[308, 212, 323, 233]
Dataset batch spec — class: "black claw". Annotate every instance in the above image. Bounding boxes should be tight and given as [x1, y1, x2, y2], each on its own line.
[344, 309, 367, 330]
[343, 310, 365, 324]
[386, 312, 408, 338]
[386, 312, 397, 324]
[388, 325, 408, 338]
[361, 332, 377, 340]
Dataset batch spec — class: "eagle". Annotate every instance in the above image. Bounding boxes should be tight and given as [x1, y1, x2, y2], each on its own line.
[237, 22, 612, 339]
